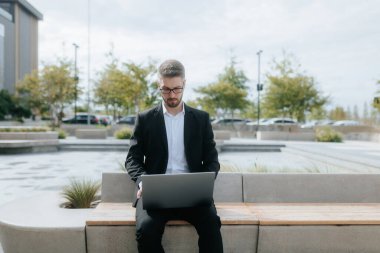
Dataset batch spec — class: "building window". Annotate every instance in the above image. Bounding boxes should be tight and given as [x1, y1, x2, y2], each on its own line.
[0, 24, 4, 90]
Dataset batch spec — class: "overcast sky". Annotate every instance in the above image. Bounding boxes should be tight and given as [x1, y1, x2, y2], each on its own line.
[28, 0, 380, 114]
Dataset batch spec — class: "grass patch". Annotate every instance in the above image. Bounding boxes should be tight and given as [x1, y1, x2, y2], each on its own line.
[316, 126, 343, 142]
[115, 127, 132, 139]
[57, 129, 67, 139]
[61, 178, 101, 208]
[0, 127, 48, 132]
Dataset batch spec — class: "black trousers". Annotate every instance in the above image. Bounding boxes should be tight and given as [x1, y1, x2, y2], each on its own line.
[135, 199, 223, 253]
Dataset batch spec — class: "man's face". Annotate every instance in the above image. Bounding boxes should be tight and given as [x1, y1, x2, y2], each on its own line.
[159, 76, 185, 108]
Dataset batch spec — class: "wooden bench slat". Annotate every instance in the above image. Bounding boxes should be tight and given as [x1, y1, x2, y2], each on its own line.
[246, 203, 380, 225]
[86, 203, 259, 226]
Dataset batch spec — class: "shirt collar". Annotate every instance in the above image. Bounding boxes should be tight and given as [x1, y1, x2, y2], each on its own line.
[162, 101, 185, 117]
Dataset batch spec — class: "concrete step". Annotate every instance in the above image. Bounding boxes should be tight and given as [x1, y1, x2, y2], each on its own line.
[221, 144, 284, 152]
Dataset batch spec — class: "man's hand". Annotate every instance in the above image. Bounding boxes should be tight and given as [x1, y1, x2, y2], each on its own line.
[137, 182, 143, 199]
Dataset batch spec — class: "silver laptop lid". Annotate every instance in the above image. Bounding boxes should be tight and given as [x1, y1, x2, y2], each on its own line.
[141, 172, 215, 210]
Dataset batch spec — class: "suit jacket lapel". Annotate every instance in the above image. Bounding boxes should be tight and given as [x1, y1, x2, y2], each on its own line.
[184, 104, 192, 157]
[155, 103, 169, 157]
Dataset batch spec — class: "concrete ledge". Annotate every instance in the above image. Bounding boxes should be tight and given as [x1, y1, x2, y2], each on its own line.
[0, 192, 90, 253]
[214, 130, 231, 140]
[243, 173, 380, 203]
[257, 131, 315, 141]
[0, 132, 58, 140]
[0, 140, 59, 154]
[100, 172, 244, 203]
[75, 129, 107, 139]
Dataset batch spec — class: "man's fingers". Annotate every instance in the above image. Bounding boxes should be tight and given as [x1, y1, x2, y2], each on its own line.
[137, 189, 142, 198]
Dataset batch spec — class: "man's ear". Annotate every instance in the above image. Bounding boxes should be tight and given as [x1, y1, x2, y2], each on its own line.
[183, 79, 186, 88]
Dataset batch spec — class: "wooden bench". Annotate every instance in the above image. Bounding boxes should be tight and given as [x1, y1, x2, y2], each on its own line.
[249, 203, 380, 253]
[85, 172, 380, 253]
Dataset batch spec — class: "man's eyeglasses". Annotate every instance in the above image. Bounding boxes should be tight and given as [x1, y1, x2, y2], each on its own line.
[160, 87, 184, 94]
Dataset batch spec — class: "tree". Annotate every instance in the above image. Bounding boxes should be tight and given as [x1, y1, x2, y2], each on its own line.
[373, 80, 380, 112]
[94, 53, 159, 117]
[328, 106, 347, 121]
[218, 59, 249, 89]
[94, 55, 131, 118]
[262, 53, 328, 122]
[353, 105, 359, 121]
[17, 58, 80, 127]
[123, 61, 159, 112]
[0, 89, 31, 120]
[0, 89, 13, 120]
[194, 60, 250, 117]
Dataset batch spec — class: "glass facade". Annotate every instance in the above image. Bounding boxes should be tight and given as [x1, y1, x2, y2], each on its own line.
[0, 24, 4, 90]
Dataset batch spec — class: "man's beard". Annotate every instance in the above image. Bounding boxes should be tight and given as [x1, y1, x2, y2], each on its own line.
[163, 96, 182, 108]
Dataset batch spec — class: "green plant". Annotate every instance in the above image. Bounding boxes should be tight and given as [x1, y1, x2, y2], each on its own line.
[0, 127, 48, 132]
[316, 126, 343, 142]
[61, 179, 101, 208]
[115, 127, 132, 139]
[57, 129, 67, 139]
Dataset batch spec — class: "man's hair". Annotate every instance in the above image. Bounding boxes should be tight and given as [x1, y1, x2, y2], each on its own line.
[158, 59, 185, 79]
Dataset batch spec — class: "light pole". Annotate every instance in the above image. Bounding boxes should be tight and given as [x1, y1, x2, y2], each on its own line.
[73, 43, 79, 124]
[256, 50, 263, 132]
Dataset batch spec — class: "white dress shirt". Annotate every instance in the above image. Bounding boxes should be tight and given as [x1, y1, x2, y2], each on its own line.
[162, 101, 189, 174]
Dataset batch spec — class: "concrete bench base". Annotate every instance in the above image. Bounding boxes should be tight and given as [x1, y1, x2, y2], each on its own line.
[0, 193, 90, 253]
[86, 225, 258, 253]
[258, 225, 380, 253]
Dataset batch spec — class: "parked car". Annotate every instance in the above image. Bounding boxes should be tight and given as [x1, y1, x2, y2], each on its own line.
[301, 120, 335, 128]
[247, 117, 297, 126]
[117, 115, 136, 125]
[332, 120, 360, 126]
[97, 115, 113, 126]
[246, 118, 270, 126]
[62, 113, 99, 124]
[211, 118, 251, 126]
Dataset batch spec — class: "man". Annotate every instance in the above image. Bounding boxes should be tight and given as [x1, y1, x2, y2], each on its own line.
[125, 59, 223, 253]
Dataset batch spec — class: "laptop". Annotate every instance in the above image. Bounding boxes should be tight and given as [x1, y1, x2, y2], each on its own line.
[141, 172, 215, 210]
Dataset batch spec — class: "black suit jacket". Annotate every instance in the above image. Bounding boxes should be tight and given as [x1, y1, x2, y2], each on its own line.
[125, 103, 220, 201]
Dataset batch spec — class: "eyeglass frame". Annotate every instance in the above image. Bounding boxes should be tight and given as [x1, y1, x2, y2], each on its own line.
[159, 86, 184, 94]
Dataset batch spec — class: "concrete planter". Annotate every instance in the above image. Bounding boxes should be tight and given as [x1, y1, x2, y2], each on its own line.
[0, 193, 90, 253]
[257, 131, 316, 141]
[75, 129, 107, 139]
[0, 132, 58, 140]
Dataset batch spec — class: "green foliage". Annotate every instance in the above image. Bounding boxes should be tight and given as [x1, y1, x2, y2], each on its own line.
[17, 58, 81, 127]
[316, 126, 343, 142]
[218, 60, 249, 89]
[0, 89, 31, 120]
[115, 127, 132, 139]
[0, 89, 13, 120]
[328, 106, 347, 121]
[57, 129, 67, 139]
[262, 53, 328, 122]
[194, 60, 250, 117]
[0, 127, 48, 132]
[373, 80, 380, 112]
[94, 50, 158, 118]
[62, 178, 101, 208]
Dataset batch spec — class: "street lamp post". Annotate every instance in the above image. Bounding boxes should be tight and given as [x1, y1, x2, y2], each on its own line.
[73, 43, 79, 124]
[256, 50, 263, 132]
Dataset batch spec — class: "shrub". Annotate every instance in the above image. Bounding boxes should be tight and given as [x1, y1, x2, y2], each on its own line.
[57, 129, 67, 139]
[61, 179, 101, 208]
[316, 126, 343, 142]
[0, 127, 48, 132]
[115, 127, 132, 139]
